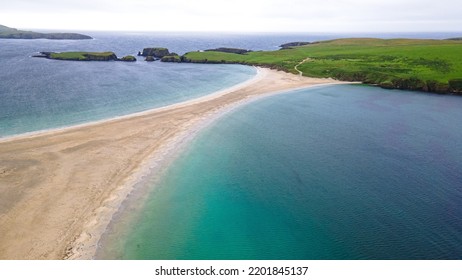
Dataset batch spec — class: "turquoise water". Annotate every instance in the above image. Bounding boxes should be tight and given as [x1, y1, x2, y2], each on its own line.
[97, 84, 462, 260]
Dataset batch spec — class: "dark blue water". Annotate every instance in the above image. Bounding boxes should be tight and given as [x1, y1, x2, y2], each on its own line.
[97, 85, 462, 260]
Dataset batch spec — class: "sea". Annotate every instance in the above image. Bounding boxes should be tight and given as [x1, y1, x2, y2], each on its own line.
[0, 31, 459, 137]
[1, 31, 462, 259]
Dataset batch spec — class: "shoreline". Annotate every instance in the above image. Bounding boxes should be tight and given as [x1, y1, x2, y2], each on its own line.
[92, 81, 348, 260]
[0, 66, 261, 144]
[0, 67, 348, 259]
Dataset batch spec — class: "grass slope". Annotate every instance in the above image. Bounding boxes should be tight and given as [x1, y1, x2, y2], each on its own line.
[183, 38, 462, 94]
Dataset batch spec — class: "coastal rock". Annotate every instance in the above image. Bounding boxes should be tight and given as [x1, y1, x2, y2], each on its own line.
[426, 80, 450, 94]
[449, 79, 462, 93]
[32, 51, 53, 58]
[141, 48, 170, 58]
[145, 56, 156, 62]
[377, 78, 460, 94]
[160, 55, 181, 62]
[378, 81, 395, 89]
[120, 55, 137, 62]
[180, 55, 191, 62]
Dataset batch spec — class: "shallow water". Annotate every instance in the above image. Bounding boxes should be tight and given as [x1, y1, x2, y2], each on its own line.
[0, 36, 256, 137]
[98, 84, 462, 260]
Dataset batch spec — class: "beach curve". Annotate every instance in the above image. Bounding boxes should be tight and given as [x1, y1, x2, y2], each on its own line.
[0, 67, 346, 259]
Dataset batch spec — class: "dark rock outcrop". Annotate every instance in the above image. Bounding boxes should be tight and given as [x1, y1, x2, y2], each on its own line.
[145, 56, 156, 62]
[32, 51, 53, 58]
[449, 79, 462, 93]
[141, 48, 170, 58]
[425, 80, 450, 94]
[376, 78, 462, 95]
[120, 55, 137, 62]
[161, 55, 181, 62]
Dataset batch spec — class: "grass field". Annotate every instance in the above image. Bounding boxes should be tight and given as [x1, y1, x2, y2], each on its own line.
[182, 38, 462, 94]
[49, 52, 117, 61]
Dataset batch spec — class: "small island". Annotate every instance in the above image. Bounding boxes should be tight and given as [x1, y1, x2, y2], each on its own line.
[0, 24, 92, 40]
[34, 51, 136, 62]
[138, 47, 181, 62]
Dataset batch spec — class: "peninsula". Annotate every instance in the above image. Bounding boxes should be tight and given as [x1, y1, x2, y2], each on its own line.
[0, 24, 92, 40]
[175, 38, 462, 95]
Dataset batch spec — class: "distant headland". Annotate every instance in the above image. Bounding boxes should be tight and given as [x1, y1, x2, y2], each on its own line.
[0, 24, 92, 40]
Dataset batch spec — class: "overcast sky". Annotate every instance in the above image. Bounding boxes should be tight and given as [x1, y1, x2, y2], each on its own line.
[1, 0, 461, 32]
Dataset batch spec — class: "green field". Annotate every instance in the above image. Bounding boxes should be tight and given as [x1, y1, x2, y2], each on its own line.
[182, 38, 462, 94]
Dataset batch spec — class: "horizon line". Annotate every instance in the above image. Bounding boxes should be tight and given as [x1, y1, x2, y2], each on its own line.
[4, 24, 462, 35]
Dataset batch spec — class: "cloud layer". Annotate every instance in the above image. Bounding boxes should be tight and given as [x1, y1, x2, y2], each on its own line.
[1, 0, 461, 32]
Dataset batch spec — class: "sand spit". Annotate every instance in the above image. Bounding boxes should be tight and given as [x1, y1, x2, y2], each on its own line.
[0, 68, 345, 259]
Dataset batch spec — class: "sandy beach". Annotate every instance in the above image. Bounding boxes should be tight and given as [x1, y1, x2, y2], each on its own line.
[0, 68, 343, 259]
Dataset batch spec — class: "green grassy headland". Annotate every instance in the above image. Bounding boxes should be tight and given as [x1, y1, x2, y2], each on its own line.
[0, 24, 92, 40]
[181, 38, 462, 94]
[48, 52, 118, 61]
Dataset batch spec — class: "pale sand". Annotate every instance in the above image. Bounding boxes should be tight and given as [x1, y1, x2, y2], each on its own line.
[0, 68, 347, 259]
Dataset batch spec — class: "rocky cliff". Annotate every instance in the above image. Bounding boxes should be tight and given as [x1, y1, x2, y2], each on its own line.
[141, 48, 171, 58]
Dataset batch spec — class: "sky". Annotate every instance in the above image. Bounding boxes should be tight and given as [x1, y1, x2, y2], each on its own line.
[1, 0, 461, 33]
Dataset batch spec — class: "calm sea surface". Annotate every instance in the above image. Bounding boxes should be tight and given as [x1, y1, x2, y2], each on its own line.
[97, 85, 462, 260]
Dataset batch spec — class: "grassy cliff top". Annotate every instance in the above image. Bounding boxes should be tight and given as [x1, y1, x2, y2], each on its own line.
[182, 38, 462, 93]
[48, 52, 117, 61]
